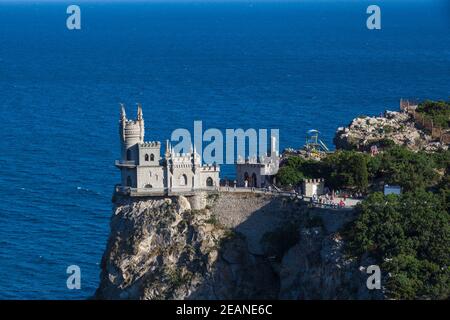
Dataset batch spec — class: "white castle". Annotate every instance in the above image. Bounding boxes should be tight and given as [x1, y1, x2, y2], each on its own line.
[115, 104, 220, 195]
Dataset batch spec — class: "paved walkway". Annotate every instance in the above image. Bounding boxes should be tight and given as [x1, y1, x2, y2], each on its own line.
[218, 187, 362, 208]
[115, 185, 362, 208]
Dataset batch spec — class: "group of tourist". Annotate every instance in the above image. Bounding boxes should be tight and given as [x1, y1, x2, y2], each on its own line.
[311, 193, 346, 208]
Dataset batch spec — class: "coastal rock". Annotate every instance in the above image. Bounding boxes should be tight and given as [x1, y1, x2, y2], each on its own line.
[334, 111, 448, 152]
[95, 194, 278, 299]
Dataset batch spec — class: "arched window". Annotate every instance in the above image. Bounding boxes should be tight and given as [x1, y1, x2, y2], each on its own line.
[145, 154, 149, 161]
[126, 176, 132, 187]
[252, 173, 257, 188]
[145, 184, 152, 189]
[206, 177, 213, 187]
[179, 174, 188, 186]
[243, 172, 249, 187]
[127, 149, 132, 161]
[150, 154, 155, 161]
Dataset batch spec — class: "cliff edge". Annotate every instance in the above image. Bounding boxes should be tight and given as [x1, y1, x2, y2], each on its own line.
[95, 193, 384, 299]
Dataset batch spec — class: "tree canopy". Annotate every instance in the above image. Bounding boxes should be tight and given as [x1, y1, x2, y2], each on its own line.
[416, 100, 450, 129]
[346, 190, 449, 299]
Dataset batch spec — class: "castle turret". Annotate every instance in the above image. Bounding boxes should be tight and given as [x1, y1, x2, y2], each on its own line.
[119, 104, 145, 161]
[137, 103, 144, 142]
[270, 135, 278, 157]
[165, 139, 171, 159]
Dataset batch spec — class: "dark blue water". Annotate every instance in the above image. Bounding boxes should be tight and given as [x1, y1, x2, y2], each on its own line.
[0, 0, 448, 299]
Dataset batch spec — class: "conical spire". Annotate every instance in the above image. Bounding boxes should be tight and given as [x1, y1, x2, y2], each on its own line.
[165, 139, 171, 158]
[120, 103, 126, 121]
[136, 103, 143, 121]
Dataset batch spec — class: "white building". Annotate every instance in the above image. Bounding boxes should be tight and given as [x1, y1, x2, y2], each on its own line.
[115, 104, 220, 194]
[235, 136, 280, 188]
[302, 178, 325, 197]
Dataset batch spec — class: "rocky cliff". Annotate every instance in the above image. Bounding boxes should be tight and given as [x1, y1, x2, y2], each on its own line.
[95, 193, 384, 300]
[334, 111, 447, 152]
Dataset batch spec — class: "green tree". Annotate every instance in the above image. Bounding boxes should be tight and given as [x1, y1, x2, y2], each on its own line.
[384, 255, 449, 300]
[323, 151, 369, 192]
[276, 156, 324, 187]
[379, 146, 437, 192]
[276, 165, 304, 187]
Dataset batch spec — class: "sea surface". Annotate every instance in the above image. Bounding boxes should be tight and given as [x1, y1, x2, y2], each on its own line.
[0, 0, 449, 299]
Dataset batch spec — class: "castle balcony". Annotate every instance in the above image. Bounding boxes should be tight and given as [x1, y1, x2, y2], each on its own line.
[115, 160, 137, 168]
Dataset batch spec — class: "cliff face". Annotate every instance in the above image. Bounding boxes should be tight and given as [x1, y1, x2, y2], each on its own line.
[96, 193, 384, 300]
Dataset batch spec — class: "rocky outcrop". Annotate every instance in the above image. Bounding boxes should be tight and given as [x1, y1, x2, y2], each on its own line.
[95, 195, 278, 299]
[334, 111, 447, 152]
[96, 193, 386, 300]
[279, 224, 383, 299]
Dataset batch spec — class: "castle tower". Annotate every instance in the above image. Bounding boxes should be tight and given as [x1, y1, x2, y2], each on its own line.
[270, 135, 278, 157]
[119, 104, 145, 161]
[165, 139, 171, 159]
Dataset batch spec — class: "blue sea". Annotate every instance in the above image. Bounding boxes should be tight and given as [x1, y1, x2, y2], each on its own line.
[0, 0, 448, 299]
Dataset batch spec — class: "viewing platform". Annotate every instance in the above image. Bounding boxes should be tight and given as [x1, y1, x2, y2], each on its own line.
[115, 160, 137, 168]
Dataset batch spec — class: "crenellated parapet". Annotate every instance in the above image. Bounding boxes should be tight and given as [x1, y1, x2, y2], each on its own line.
[304, 178, 325, 184]
[200, 164, 220, 172]
[140, 141, 161, 148]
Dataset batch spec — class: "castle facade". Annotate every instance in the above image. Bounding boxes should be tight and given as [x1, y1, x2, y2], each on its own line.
[235, 136, 280, 188]
[115, 104, 220, 193]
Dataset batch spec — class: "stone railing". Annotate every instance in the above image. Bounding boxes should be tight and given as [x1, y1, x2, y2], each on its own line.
[115, 185, 220, 196]
[114, 185, 361, 208]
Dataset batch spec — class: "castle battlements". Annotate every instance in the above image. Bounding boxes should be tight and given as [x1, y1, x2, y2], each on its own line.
[304, 178, 325, 184]
[140, 141, 161, 147]
[200, 164, 220, 171]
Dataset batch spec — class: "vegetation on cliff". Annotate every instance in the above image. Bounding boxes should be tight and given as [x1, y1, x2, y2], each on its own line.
[416, 100, 450, 129]
[277, 146, 449, 193]
[277, 151, 369, 192]
[345, 191, 449, 299]
[345, 147, 449, 299]
[277, 141, 450, 299]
